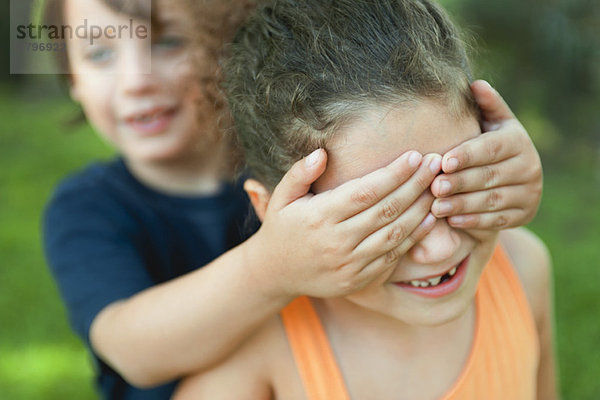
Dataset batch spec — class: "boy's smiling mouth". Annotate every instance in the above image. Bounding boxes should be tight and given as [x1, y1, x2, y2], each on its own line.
[124, 106, 179, 135]
[394, 255, 470, 298]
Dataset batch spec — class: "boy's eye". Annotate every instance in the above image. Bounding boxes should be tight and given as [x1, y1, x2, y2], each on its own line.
[84, 47, 115, 64]
[153, 35, 187, 51]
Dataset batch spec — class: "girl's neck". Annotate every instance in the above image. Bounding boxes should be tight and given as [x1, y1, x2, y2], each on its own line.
[124, 142, 231, 196]
[314, 296, 475, 351]
[311, 297, 476, 399]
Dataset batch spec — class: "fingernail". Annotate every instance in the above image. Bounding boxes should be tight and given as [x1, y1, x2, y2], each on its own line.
[480, 80, 493, 90]
[419, 213, 436, 229]
[438, 180, 451, 196]
[448, 215, 466, 226]
[435, 201, 452, 216]
[305, 149, 321, 167]
[408, 151, 422, 168]
[446, 157, 459, 172]
[428, 154, 442, 174]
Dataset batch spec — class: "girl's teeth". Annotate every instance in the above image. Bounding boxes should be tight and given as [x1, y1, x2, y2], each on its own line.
[407, 266, 458, 288]
[428, 276, 442, 286]
[409, 279, 435, 288]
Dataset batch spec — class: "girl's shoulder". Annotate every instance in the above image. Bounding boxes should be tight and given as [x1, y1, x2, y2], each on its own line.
[173, 316, 301, 400]
[499, 228, 552, 329]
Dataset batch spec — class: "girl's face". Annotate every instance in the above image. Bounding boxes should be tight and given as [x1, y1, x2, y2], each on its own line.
[314, 99, 498, 327]
[66, 0, 220, 163]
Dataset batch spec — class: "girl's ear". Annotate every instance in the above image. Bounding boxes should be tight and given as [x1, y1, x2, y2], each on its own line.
[243, 179, 271, 222]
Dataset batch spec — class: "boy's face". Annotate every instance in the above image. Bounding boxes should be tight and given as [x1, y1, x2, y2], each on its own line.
[66, 0, 221, 163]
[314, 99, 498, 327]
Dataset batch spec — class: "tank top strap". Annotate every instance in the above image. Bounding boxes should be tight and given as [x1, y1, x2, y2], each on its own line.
[442, 243, 540, 399]
[481, 244, 539, 343]
[280, 296, 351, 400]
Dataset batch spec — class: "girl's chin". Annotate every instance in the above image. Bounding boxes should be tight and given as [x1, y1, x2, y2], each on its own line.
[383, 295, 474, 327]
[418, 301, 473, 327]
[346, 288, 475, 329]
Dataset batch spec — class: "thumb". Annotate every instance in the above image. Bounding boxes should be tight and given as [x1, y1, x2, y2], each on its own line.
[268, 148, 328, 211]
[471, 80, 515, 124]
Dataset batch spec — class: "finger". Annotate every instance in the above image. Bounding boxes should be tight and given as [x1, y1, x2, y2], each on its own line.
[432, 158, 526, 197]
[374, 212, 436, 265]
[323, 150, 424, 221]
[341, 153, 440, 235]
[440, 129, 524, 174]
[431, 186, 533, 218]
[446, 209, 532, 230]
[354, 211, 437, 283]
[349, 213, 437, 290]
[350, 254, 400, 292]
[471, 80, 515, 123]
[352, 191, 436, 259]
[268, 148, 327, 211]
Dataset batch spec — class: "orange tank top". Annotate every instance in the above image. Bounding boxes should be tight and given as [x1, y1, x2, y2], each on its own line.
[280, 245, 540, 400]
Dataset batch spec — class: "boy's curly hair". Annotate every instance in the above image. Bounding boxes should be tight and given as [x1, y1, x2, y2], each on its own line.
[175, 0, 262, 175]
[42, 0, 258, 77]
[42, 0, 260, 174]
[224, 0, 478, 190]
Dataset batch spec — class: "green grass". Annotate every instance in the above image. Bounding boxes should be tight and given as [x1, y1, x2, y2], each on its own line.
[1, 84, 598, 399]
[529, 153, 600, 400]
[0, 84, 113, 400]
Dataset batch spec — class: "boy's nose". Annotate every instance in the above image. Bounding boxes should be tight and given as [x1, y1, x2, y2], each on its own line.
[120, 71, 157, 96]
[408, 218, 461, 265]
[118, 47, 156, 95]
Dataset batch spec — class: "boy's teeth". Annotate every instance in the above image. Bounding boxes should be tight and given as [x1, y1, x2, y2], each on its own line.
[135, 110, 167, 123]
[449, 267, 457, 276]
[138, 113, 158, 122]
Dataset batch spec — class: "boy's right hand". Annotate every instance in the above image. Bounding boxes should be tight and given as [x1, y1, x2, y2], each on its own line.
[248, 149, 442, 299]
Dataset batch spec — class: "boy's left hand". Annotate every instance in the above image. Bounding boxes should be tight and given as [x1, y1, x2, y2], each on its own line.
[430, 80, 543, 229]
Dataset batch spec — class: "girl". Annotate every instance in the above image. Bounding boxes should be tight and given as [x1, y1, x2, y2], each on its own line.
[43, 0, 543, 398]
[174, 0, 557, 398]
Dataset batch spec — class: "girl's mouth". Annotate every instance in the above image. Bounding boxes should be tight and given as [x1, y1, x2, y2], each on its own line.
[394, 255, 470, 298]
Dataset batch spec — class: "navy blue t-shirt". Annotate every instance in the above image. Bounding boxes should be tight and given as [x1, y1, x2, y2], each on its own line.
[43, 158, 257, 400]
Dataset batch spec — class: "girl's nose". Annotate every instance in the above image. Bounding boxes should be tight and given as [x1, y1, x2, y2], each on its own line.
[408, 218, 461, 265]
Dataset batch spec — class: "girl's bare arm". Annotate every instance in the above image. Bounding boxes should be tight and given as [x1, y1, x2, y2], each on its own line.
[499, 228, 559, 400]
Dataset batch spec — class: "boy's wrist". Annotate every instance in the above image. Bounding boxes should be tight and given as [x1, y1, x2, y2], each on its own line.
[239, 231, 297, 305]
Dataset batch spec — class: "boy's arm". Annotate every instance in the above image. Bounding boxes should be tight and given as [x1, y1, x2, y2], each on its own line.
[431, 80, 543, 229]
[90, 150, 441, 387]
[499, 228, 559, 400]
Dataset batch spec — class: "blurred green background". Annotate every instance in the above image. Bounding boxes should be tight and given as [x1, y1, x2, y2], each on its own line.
[1, 0, 599, 399]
